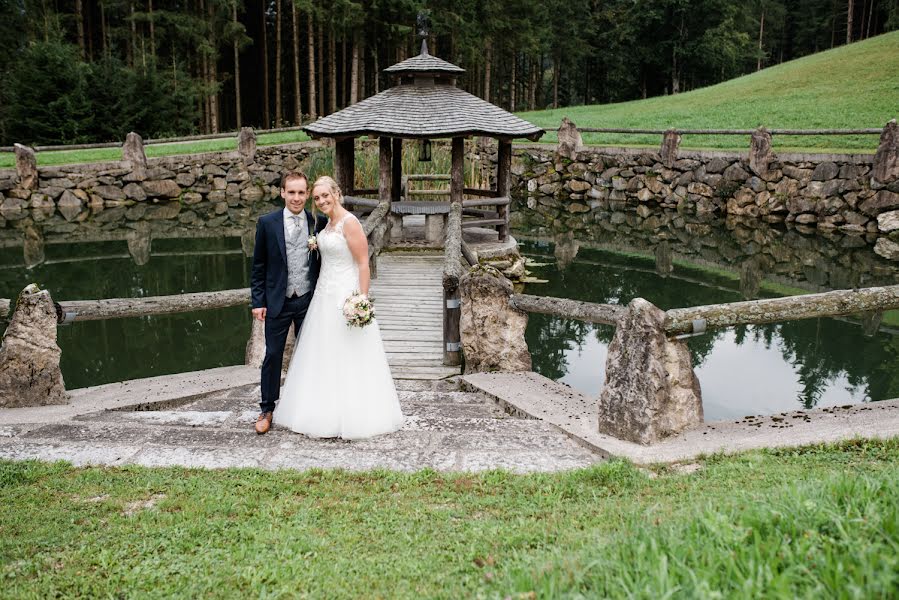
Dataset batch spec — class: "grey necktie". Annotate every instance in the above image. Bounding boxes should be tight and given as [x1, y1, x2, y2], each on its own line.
[290, 214, 302, 240]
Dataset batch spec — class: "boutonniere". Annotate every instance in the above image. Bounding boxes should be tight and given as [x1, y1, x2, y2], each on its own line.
[307, 234, 318, 252]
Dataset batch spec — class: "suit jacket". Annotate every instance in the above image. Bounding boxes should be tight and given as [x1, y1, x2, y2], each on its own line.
[251, 208, 327, 318]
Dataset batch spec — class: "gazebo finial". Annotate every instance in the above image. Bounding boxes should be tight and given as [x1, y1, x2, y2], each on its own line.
[416, 10, 431, 56]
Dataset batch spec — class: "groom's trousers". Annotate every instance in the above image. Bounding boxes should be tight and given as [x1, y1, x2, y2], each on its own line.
[260, 291, 313, 413]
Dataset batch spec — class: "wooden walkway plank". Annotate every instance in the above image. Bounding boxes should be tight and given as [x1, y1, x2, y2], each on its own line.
[370, 253, 460, 380]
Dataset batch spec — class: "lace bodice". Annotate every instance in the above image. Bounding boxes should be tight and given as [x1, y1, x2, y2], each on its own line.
[316, 213, 360, 295]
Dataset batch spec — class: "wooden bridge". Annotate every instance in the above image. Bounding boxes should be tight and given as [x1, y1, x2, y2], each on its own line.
[370, 252, 459, 380]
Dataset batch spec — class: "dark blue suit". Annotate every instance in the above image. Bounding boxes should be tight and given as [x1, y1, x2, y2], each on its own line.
[251, 208, 327, 412]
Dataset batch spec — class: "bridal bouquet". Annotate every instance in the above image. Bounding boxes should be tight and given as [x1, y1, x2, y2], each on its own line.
[343, 292, 375, 328]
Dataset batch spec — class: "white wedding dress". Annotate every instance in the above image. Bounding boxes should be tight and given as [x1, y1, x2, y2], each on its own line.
[274, 213, 404, 439]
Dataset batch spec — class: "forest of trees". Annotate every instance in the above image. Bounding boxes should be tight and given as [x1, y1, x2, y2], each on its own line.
[1, 0, 897, 145]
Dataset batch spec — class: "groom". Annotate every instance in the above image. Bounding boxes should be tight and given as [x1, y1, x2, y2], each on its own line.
[250, 171, 327, 434]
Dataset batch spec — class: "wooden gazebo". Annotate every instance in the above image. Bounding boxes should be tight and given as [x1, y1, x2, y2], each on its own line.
[302, 40, 544, 243]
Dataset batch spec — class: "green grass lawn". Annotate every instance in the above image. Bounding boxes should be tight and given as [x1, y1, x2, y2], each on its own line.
[518, 31, 899, 153]
[3, 438, 899, 598]
[0, 130, 310, 169]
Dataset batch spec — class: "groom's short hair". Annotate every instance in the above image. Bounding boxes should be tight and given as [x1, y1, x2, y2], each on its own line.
[281, 171, 309, 189]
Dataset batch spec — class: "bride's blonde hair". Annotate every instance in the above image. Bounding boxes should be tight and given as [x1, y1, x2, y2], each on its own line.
[311, 175, 343, 206]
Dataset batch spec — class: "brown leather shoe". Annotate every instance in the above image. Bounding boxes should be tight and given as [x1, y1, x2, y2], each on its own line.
[255, 411, 273, 435]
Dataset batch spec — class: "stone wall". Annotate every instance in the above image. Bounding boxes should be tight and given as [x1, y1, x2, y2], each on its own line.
[0, 141, 327, 235]
[499, 146, 899, 238]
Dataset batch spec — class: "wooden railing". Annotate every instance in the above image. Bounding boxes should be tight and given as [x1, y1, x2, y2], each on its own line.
[510, 284, 899, 336]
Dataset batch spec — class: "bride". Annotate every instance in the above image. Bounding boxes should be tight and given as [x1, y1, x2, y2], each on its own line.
[274, 175, 404, 439]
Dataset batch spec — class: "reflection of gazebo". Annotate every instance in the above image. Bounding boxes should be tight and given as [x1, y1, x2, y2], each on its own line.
[302, 41, 544, 242]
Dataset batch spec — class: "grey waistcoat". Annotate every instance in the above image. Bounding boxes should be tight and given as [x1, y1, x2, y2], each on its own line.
[285, 214, 311, 298]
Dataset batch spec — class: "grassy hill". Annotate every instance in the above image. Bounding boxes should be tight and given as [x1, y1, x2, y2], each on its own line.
[518, 30, 899, 153]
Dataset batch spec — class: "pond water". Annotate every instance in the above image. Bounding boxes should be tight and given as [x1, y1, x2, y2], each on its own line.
[517, 207, 899, 421]
[2, 204, 898, 421]
[0, 236, 254, 389]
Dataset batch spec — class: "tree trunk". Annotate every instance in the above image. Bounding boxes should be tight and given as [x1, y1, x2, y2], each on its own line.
[292, 1, 301, 124]
[350, 31, 360, 105]
[373, 42, 379, 94]
[484, 39, 492, 102]
[757, 8, 765, 71]
[208, 0, 219, 133]
[510, 54, 516, 111]
[262, 0, 270, 127]
[233, 2, 242, 129]
[75, 0, 85, 59]
[847, 0, 854, 43]
[552, 54, 560, 108]
[329, 24, 337, 114]
[529, 56, 537, 110]
[274, 0, 282, 127]
[866, 0, 875, 38]
[306, 12, 317, 119]
[129, 1, 137, 67]
[99, 1, 108, 58]
[148, 0, 155, 59]
[316, 20, 324, 117]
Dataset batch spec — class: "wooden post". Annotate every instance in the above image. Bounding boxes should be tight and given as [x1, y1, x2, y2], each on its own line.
[451, 137, 464, 206]
[371, 138, 392, 278]
[444, 141, 465, 367]
[391, 137, 402, 202]
[378, 136, 392, 204]
[334, 137, 355, 196]
[496, 138, 511, 242]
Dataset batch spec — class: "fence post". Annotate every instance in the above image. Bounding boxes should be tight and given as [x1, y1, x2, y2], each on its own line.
[659, 129, 680, 168]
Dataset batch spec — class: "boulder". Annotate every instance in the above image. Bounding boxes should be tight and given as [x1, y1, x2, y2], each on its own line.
[877, 210, 899, 233]
[57, 190, 84, 221]
[238, 127, 257, 164]
[859, 190, 899, 216]
[874, 238, 899, 261]
[598, 298, 702, 445]
[812, 161, 839, 181]
[459, 265, 531, 374]
[0, 285, 67, 408]
[142, 179, 182, 198]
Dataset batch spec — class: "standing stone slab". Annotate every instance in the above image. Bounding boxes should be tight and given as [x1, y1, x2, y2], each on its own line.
[238, 127, 257, 165]
[659, 129, 681, 168]
[14, 144, 38, 191]
[0, 286, 67, 408]
[122, 132, 148, 171]
[598, 298, 702, 445]
[749, 128, 773, 178]
[873, 119, 898, 183]
[460, 266, 531, 374]
[557, 117, 584, 160]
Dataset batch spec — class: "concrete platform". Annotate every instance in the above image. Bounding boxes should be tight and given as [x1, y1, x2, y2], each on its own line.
[463, 371, 899, 464]
[0, 370, 602, 473]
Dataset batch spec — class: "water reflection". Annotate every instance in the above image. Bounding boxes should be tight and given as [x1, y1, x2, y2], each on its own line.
[516, 206, 899, 421]
[0, 230, 257, 389]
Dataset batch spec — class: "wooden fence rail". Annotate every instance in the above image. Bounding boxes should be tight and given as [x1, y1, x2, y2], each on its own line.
[577, 127, 884, 136]
[0, 124, 309, 153]
[510, 284, 899, 336]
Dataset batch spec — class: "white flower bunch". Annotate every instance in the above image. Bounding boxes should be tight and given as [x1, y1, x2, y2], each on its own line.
[342, 292, 375, 328]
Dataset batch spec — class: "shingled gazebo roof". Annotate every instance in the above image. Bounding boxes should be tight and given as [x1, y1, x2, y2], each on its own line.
[303, 48, 544, 142]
